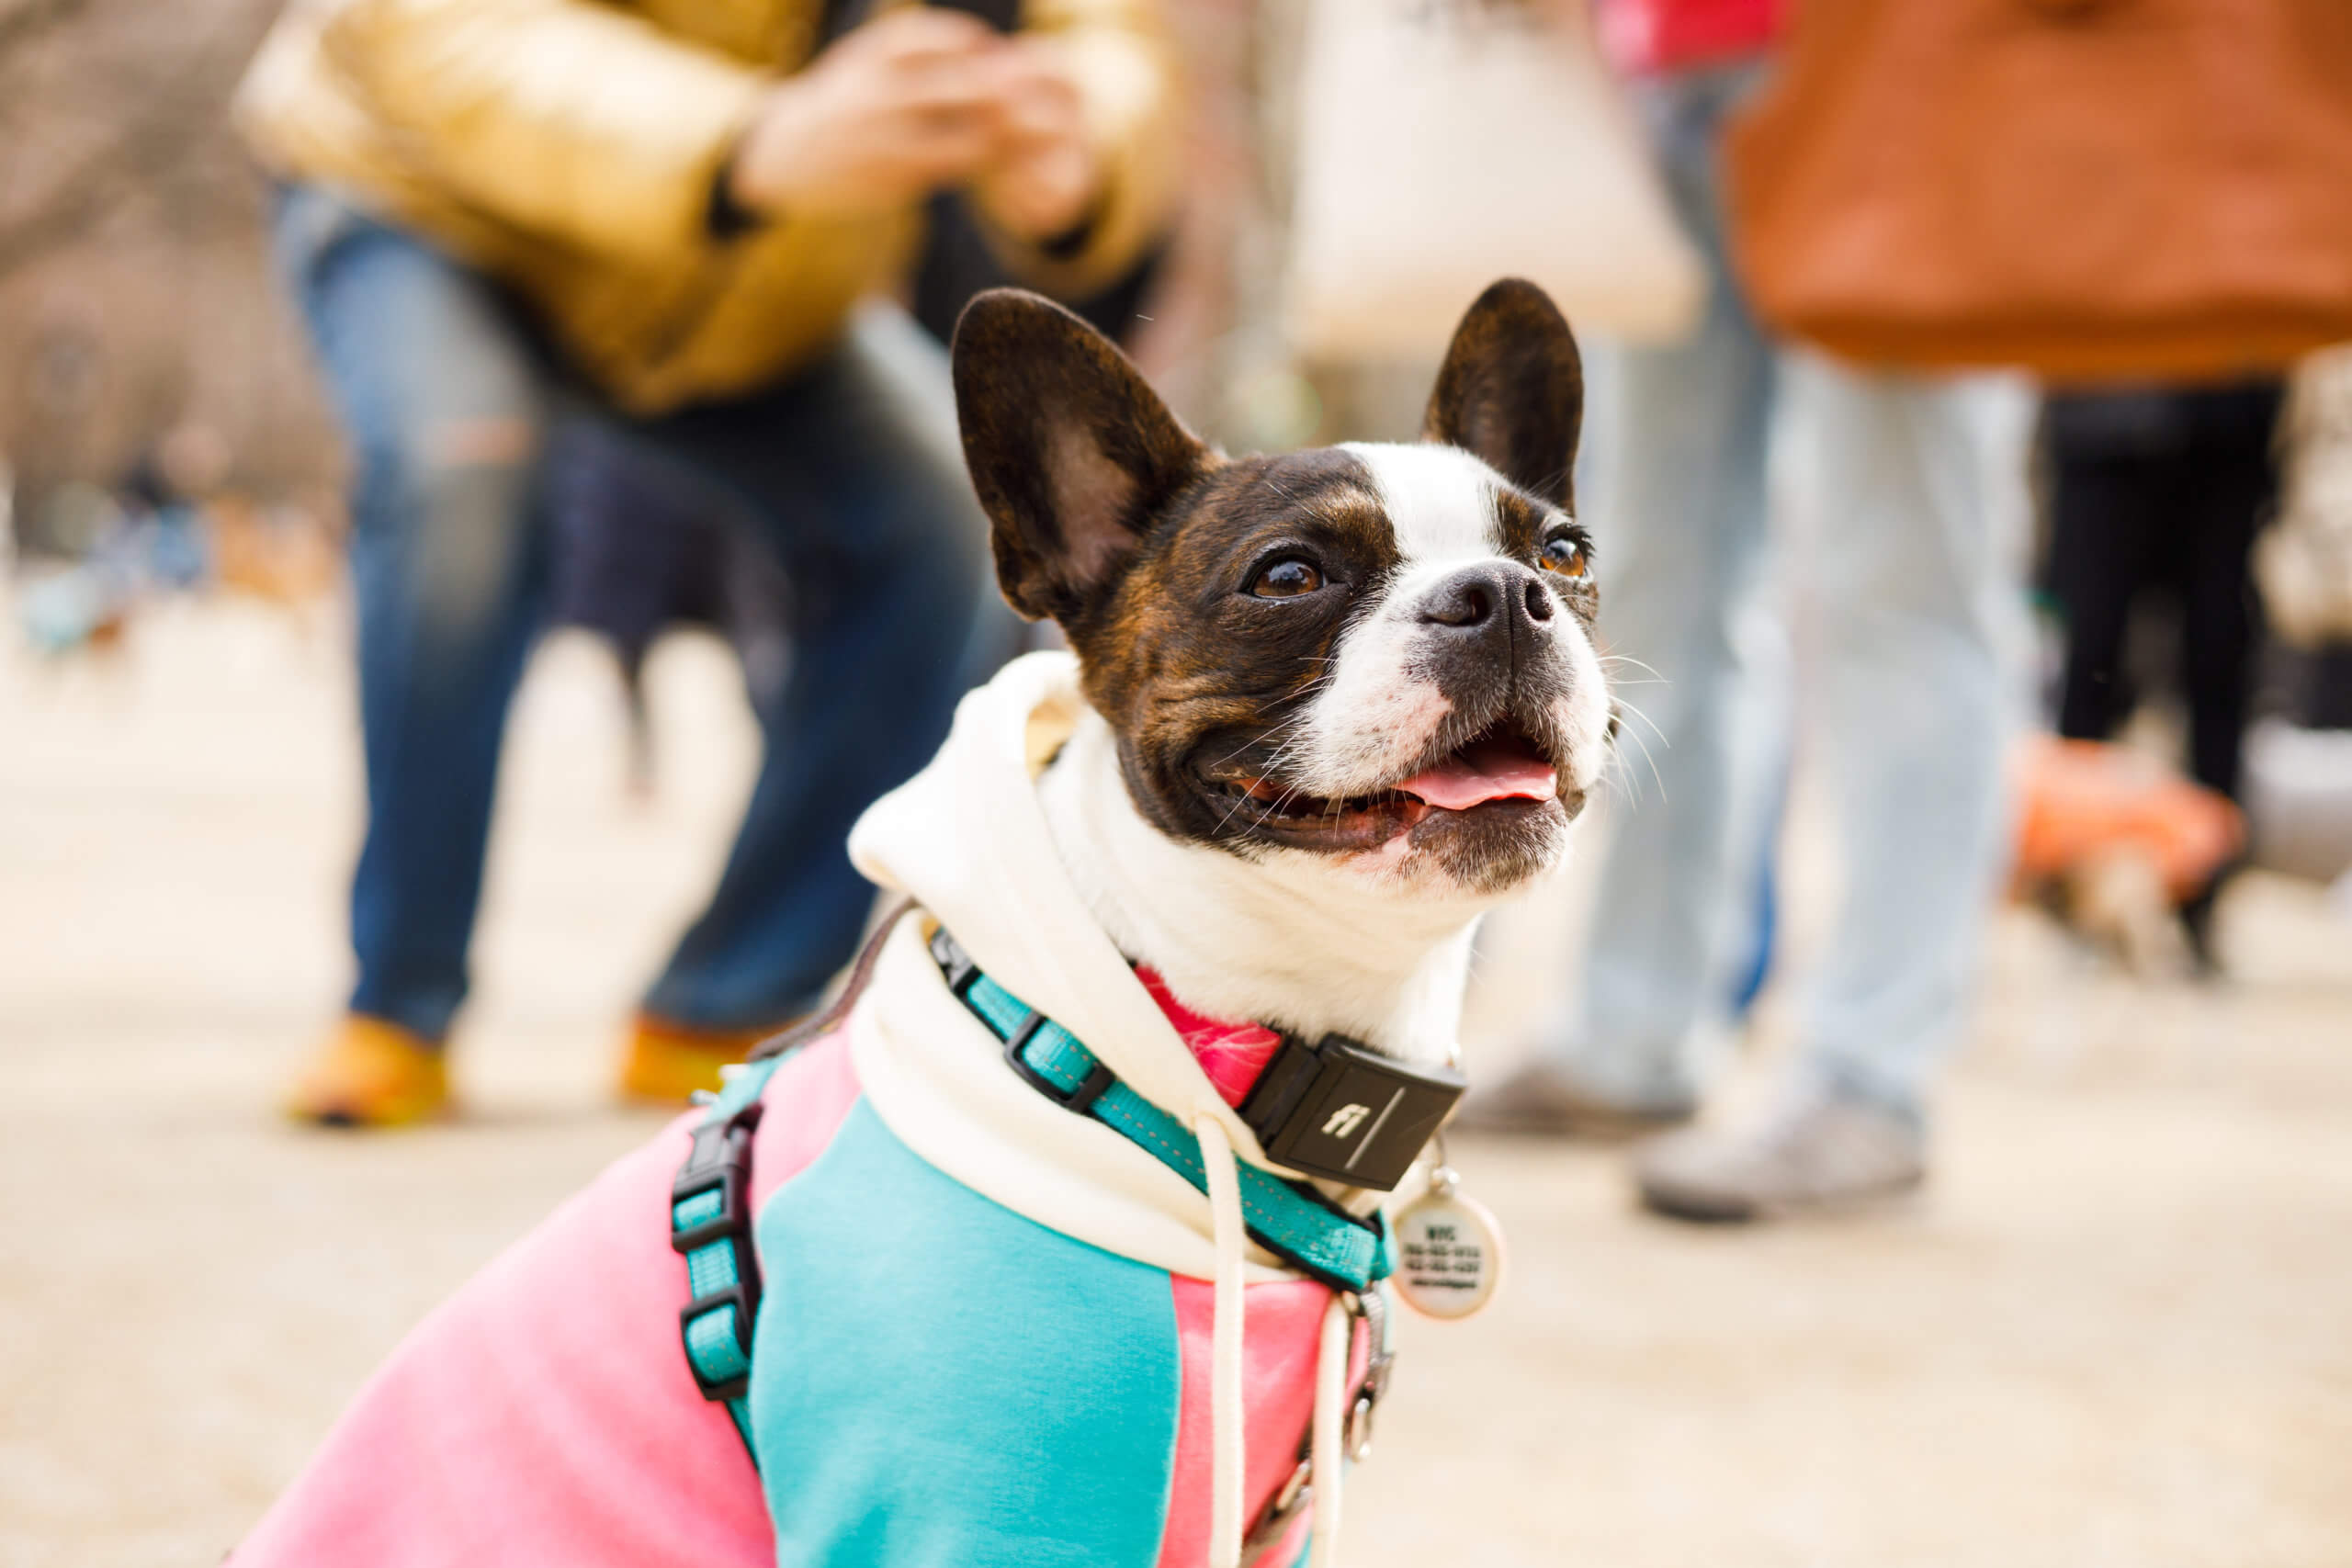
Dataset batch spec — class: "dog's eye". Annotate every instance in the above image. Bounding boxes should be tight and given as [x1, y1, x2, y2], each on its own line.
[1250, 558, 1324, 598]
[1540, 535, 1588, 579]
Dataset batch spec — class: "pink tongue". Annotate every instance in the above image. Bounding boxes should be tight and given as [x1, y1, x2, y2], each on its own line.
[1396, 740, 1558, 811]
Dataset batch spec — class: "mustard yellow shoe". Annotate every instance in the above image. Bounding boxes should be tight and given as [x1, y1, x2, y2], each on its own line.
[616, 1015, 790, 1106]
[286, 1015, 451, 1128]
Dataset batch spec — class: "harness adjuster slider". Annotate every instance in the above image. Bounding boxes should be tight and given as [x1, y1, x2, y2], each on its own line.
[678, 1283, 758, 1403]
[1002, 1010, 1118, 1115]
[671, 1109, 762, 1254]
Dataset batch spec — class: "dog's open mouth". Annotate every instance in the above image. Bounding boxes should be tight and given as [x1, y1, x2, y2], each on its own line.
[1202, 718, 1563, 852]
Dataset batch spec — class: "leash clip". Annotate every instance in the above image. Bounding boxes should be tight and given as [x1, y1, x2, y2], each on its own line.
[1340, 1288, 1394, 1462]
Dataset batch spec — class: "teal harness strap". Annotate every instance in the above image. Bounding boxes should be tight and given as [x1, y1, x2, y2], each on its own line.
[670, 1055, 786, 1461]
[929, 928, 1394, 1296]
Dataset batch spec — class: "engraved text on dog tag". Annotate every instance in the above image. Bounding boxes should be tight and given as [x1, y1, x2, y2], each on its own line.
[1392, 1162, 1503, 1319]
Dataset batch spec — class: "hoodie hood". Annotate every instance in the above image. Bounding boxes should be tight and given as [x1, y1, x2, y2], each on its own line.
[850, 650, 1277, 1170]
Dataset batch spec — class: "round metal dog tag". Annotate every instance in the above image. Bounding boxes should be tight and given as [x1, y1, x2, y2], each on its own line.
[1391, 1166, 1503, 1320]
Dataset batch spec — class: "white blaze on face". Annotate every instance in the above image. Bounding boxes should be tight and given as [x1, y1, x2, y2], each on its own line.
[1292, 443, 1496, 796]
[1293, 442, 1610, 803]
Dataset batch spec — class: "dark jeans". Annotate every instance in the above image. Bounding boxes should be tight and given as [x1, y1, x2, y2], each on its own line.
[273, 186, 1007, 1042]
[2043, 382, 2285, 801]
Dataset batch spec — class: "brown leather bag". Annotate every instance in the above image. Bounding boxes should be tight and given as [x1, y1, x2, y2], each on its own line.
[1724, 0, 2352, 384]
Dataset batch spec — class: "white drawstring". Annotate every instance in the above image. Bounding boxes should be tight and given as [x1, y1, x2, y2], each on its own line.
[1306, 1293, 1352, 1568]
[1195, 1116, 1363, 1568]
[1194, 1114, 1248, 1568]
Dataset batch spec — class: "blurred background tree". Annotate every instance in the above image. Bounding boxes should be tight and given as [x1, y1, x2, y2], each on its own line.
[0, 0, 345, 553]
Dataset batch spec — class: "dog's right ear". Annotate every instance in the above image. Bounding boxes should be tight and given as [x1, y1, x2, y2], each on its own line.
[952, 289, 1212, 626]
[1423, 277, 1583, 511]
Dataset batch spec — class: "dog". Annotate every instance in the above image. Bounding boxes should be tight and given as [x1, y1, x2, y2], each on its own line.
[233, 278, 1609, 1568]
[2012, 734, 2244, 976]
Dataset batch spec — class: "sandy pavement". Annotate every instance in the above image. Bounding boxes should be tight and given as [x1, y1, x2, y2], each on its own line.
[4, 601, 2349, 1568]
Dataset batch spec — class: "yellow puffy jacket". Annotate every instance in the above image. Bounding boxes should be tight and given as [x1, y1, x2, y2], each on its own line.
[236, 0, 1178, 413]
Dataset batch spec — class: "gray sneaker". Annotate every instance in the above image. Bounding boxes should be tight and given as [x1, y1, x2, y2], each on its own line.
[1453, 1058, 1697, 1142]
[1634, 1092, 1925, 1223]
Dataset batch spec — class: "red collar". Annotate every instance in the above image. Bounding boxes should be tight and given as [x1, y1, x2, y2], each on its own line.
[1135, 967, 1283, 1109]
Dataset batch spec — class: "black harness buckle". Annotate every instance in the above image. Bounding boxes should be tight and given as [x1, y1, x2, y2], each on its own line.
[1001, 1008, 1118, 1114]
[1238, 1032, 1464, 1192]
[671, 1108, 763, 1252]
[672, 1099, 766, 1405]
[934, 926, 1120, 1115]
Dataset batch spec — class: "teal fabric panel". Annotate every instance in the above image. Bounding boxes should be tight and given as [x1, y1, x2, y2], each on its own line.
[750, 1100, 1182, 1567]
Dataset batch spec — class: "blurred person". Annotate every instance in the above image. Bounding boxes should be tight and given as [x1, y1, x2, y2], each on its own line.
[234, 0, 1177, 1124]
[2040, 380, 2287, 967]
[540, 422, 797, 800]
[117, 421, 232, 592]
[2244, 348, 2352, 905]
[1462, 0, 2029, 1223]
[2244, 653, 2352, 911]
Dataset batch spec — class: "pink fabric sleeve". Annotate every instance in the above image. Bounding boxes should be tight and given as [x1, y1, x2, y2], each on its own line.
[233, 1032, 862, 1568]
[1156, 1277, 1334, 1568]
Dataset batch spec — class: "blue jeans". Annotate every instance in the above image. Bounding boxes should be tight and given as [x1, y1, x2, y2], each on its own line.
[1552, 64, 2027, 1120]
[274, 187, 1006, 1043]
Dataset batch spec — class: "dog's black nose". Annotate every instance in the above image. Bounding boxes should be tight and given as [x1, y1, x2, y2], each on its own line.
[1419, 564, 1553, 633]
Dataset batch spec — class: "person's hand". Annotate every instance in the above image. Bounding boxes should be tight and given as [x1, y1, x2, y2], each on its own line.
[969, 43, 1102, 242]
[727, 8, 1012, 220]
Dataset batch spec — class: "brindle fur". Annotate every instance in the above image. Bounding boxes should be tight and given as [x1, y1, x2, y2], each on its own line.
[1421, 277, 1586, 512]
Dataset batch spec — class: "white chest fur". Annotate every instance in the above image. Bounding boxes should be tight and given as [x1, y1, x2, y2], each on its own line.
[1035, 706, 1486, 1065]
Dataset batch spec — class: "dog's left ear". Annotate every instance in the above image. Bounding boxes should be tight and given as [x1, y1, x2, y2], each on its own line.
[1422, 277, 1584, 511]
[953, 288, 1213, 627]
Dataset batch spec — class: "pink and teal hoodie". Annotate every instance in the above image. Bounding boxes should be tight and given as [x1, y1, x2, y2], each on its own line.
[235, 655, 1390, 1568]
